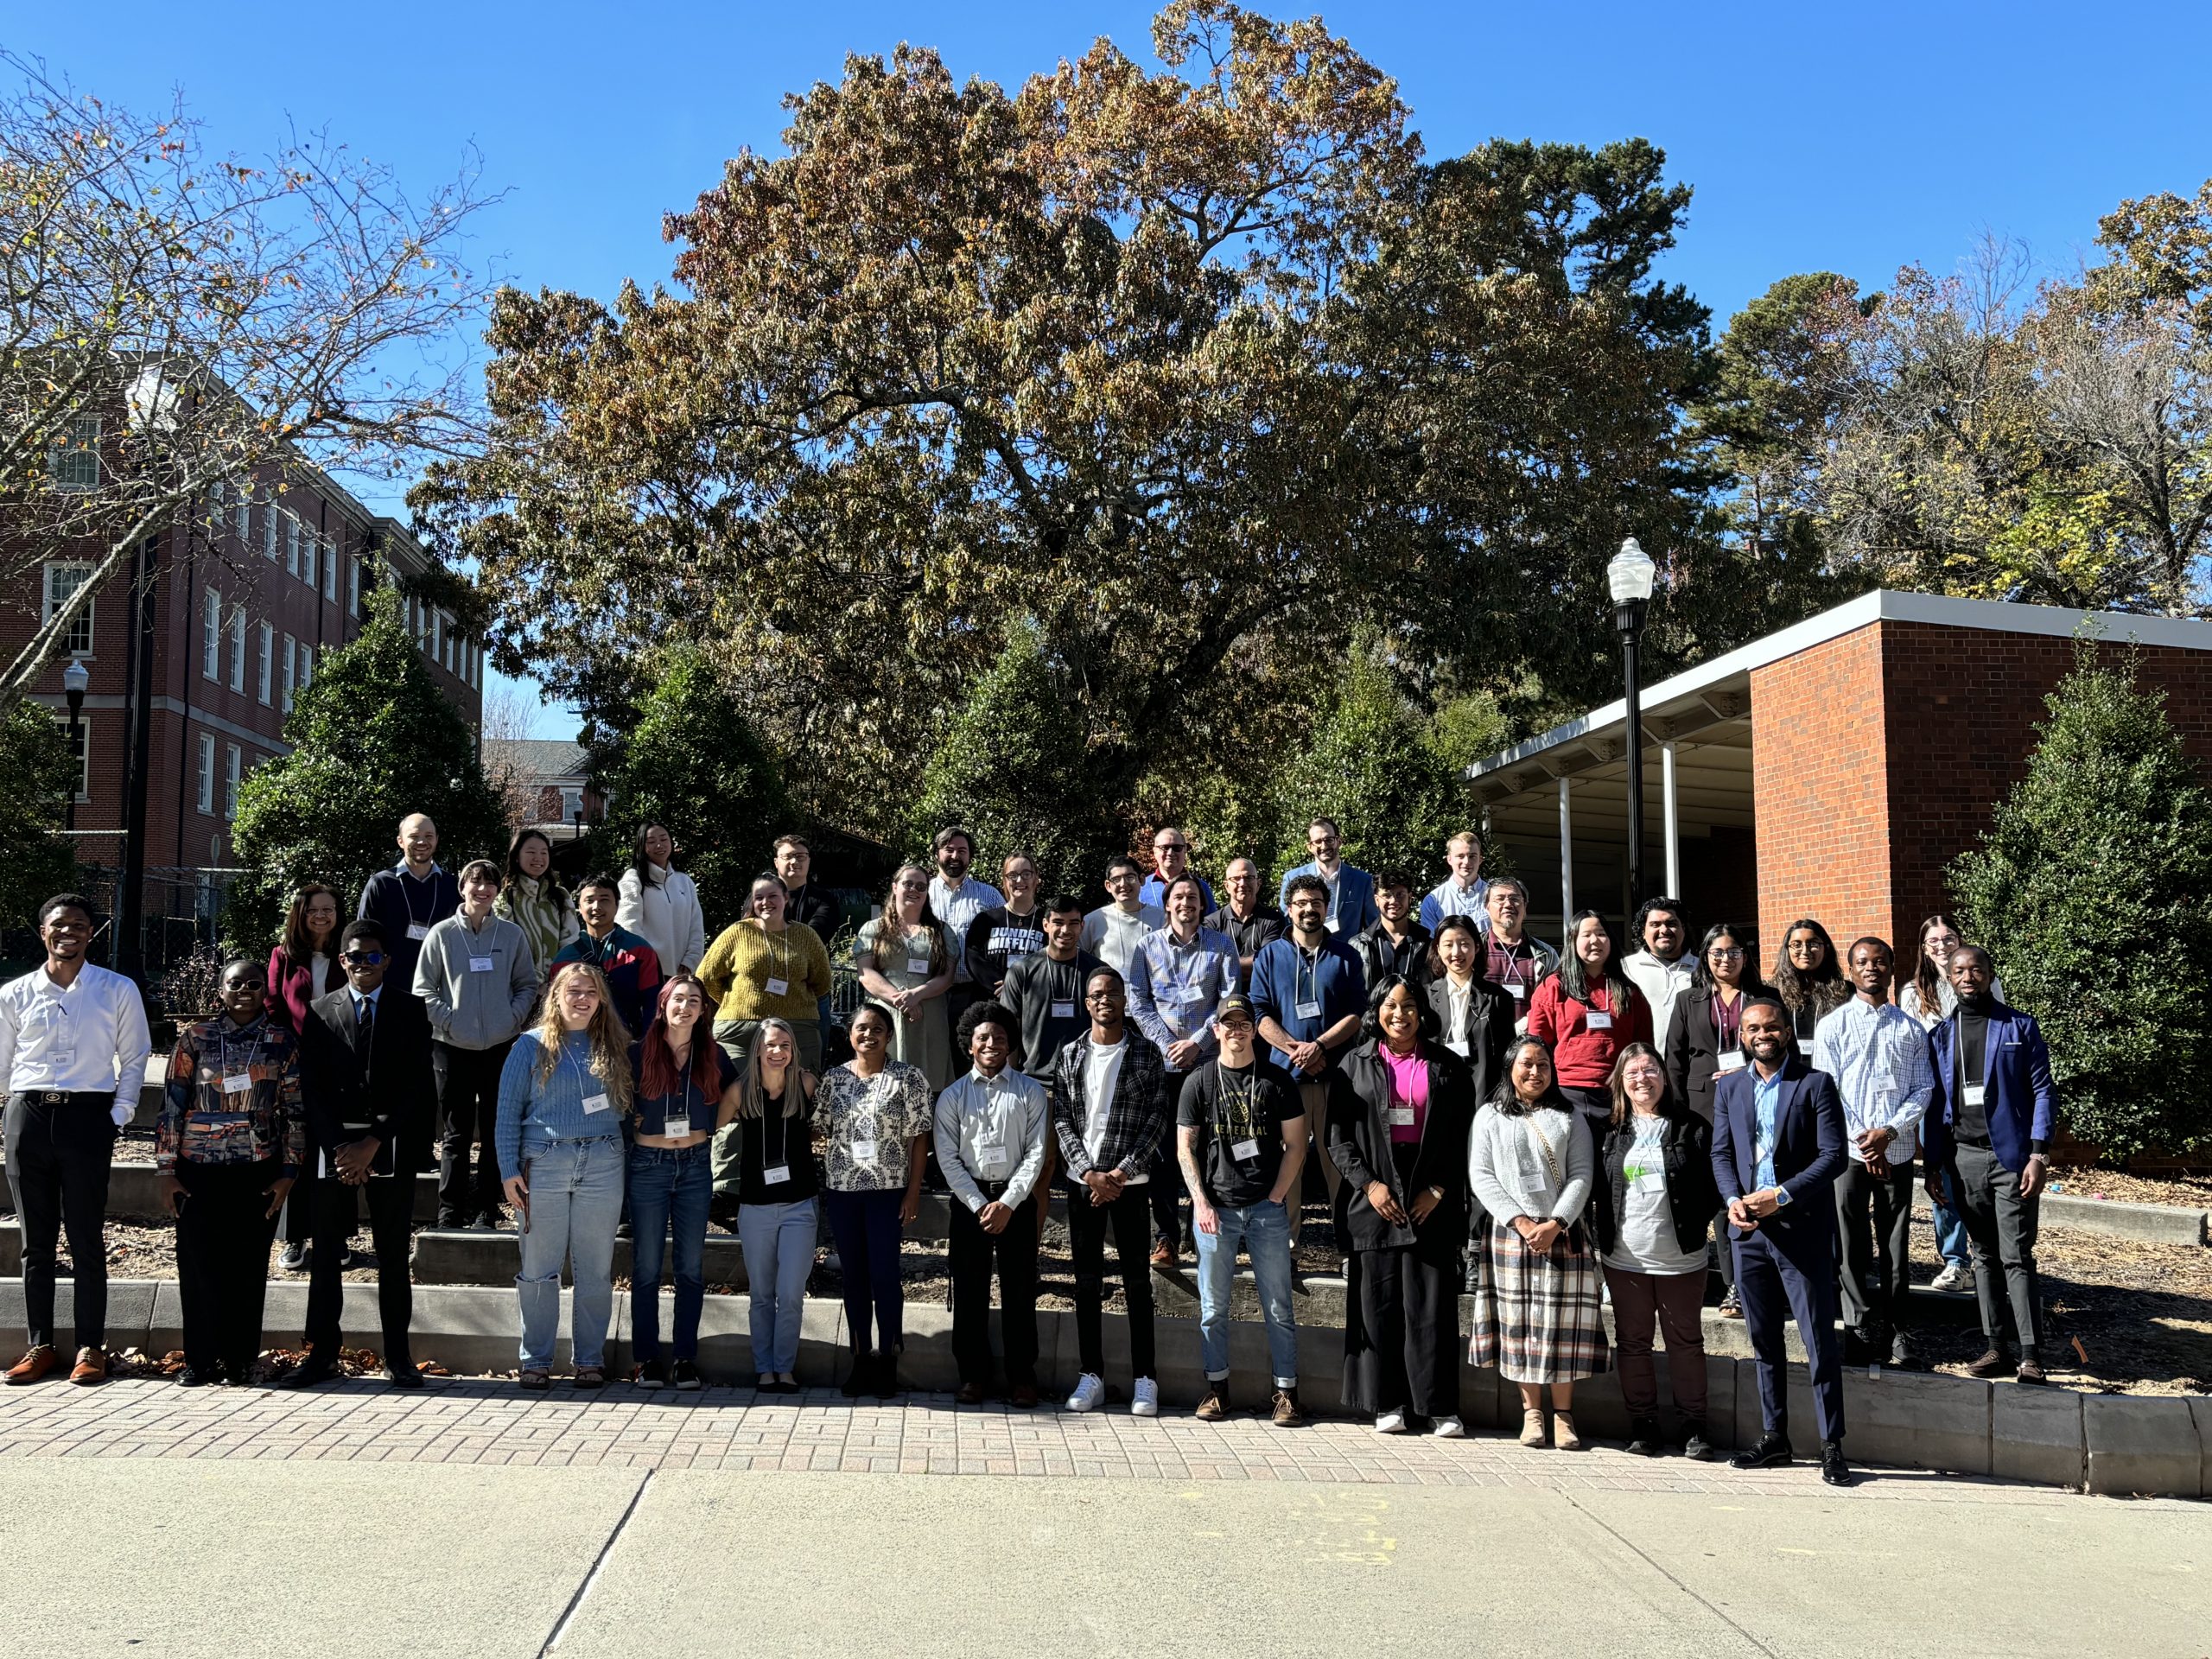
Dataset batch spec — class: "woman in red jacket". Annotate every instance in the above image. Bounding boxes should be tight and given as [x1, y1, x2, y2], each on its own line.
[1524, 910, 1652, 1153]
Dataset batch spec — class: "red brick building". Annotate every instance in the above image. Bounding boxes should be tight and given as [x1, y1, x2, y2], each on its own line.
[7, 458, 483, 966]
[1464, 590, 2212, 963]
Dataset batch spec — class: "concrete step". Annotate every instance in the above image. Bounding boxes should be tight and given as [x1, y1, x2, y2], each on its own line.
[1913, 1181, 2206, 1246]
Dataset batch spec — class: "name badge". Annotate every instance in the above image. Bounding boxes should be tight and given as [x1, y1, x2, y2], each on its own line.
[1962, 1083, 1986, 1107]
[1508, 982, 1528, 999]
[1797, 1039, 1815, 1056]
[852, 1138, 878, 1168]
[47, 1048, 76, 1070]
[1718, 1051, 1746, 1073]
[1230, 1137, 1262, 1161]
[906, 957, 930, 976]
[1387, 1106, 1416, 1127]
[1294, 999, 1321, 1020]
[222, 1071, 252, 1095]
[1051, 1000, 1075, 1019]
[582, 1092, 610, 1114]
[1586, 1011, 1612, 1031]
[1445, 1039, 1471, 1058]
[765, 976, 789, 996]
[763, 1162, 790, 1185]
[974, 1139, 1007, 1176]
[661, 1110, 691, 1138]
[1631, 1168, 1667, 1195]
[407, 923, 429, 942]
[468, 955, 495, 973]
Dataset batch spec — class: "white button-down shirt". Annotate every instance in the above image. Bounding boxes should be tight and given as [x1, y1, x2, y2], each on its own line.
[0, 962, 154, 1125]
[1811, 997, 1935, 1163]
[932, 1066, 1049, 1212]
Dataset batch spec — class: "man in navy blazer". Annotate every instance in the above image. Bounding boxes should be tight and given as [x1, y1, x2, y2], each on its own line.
[1711, 993, 1853, 1485]
[1923, 945, 2060, 1385]
[1276, 817, 1380, 939]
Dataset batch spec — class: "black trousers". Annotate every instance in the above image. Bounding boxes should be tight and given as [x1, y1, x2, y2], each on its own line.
[947, 1190, 1039, 1387]
[1344, 1245, 1459, 1419]
[302, 1167, 416, 1363]
[1148, 1103, 1192, 1246]
[1736, 1223, 1845, 1442]
[1954, 1144, 2044, 1360]
[175, 1159, 282, 1377]
[432, 1040, 509, 1222]
[1834, 1160, 1916, 1335]
[1068, 1182, 1156, 1379]
[3, 1093, 116, 1349]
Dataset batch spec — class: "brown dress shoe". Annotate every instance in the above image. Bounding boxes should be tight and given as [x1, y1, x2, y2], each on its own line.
[4, 1345, 58, 1385]
[1965, 1348, 2008, 1378]
[69, 1347, 108, 1385]
[1149, 1241, 1176, 1268]
[955, 1382, 986, 1406]
[1270, 1389, 1307, 1429]
[1008, 1382, 1040, 1409]
[1194, 1384, 1229, 1421]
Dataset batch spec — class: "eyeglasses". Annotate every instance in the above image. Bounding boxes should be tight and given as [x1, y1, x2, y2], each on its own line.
[1708, 947, 1745, 961]
[340, 951, 385, 966]
[1154, 841, 1186, 853]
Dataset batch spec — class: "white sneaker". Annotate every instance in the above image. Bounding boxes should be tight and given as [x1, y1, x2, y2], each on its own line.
[1432, 1415, 1465, 1439]
[1065, 1373, 1106, 1413]
[1375, 1409, 1408, 1434]
[1130, 1377, 1160, 1417]
[1930, 1262, 1974, 1293]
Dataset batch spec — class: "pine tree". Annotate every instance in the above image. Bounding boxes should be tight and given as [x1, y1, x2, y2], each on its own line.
[225, 587, 507, 951]
[1949, 642, 2212, 1161]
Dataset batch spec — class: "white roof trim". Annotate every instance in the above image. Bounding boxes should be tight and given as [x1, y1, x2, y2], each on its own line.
[1466, 588, 2212, 780]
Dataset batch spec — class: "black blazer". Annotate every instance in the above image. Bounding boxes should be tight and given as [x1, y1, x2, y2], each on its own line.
[1325, 1040, 1477, 1260]
[299, 986, 437, 1173]
[1664, 982, 1771, 1125]
[1588, 1111, 1722, 1259]
[1421, 976, 1515, 1110]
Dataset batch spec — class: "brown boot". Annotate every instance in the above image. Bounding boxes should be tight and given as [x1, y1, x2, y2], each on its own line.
[4, 1345, 58, 1385]
[1270, 1389, 1306, 1429]
[68, 1347, 108, 1385]
[1195, 1382, 1230, 1421]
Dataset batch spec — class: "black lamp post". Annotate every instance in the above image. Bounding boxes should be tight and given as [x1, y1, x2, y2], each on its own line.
[1608, 537, 1657, 912]
[62, 657, 89, 833]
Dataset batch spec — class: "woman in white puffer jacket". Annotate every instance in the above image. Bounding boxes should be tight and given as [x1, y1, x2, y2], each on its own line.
[616, 822, 708, 978]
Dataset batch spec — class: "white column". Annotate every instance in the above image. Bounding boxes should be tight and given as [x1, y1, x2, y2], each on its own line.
[1558, 775, 1574, 940]
[1662, 740, 1681, 900]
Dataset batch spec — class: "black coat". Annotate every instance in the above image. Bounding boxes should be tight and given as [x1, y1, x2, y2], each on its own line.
[1664, 983, 1771, 1125]
[1325, 1040, 1477, 1261]
[1588, 1111, 1722, 1259]
[1421, 976, 1514, 1110]
[298, 986, 438, 1173]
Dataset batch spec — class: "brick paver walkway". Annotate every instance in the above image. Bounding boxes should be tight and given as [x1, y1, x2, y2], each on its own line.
[0, 1379, 2082, 1504]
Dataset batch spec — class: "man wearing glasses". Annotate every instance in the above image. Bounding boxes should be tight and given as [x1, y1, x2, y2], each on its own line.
[1275, 817, 1378, 938]
[286, 918, 437, 1389]
[1138, 828, 1214, 911]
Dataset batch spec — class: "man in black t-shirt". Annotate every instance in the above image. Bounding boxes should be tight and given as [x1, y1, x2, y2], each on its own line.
[1175, 992, 1308, 1427]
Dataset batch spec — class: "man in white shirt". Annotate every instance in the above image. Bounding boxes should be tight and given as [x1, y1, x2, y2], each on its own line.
[927, 826, 1003, 1036]
[2, 893, 153, 1386]
[1621, 898, 1694, 1058]
[1417, 830, 1490, 935]
[1811, 937, 1935, 1370]
[1080, 855, 1164, 981]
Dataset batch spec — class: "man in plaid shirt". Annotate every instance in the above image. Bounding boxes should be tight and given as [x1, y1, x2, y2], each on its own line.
[1052, 965, 1171, 1417]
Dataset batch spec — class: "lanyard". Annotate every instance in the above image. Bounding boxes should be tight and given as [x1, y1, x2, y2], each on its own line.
[213, 1024, 258, 1090]
[1295, 943, 1324, 1009]
[760, 925, 791, 985]
[1713, 989, 1742, 1048]
[400, 868, 435, 930]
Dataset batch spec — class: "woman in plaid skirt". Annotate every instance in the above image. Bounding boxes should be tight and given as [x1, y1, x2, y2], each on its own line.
[1467, 1035, 1606, 1449]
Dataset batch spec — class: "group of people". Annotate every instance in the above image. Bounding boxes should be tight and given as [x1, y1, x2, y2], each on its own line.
[0, 814, 2060, 1490]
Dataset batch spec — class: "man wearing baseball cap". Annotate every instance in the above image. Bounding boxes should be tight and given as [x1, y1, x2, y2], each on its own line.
[1174, 992, 1309, 1427]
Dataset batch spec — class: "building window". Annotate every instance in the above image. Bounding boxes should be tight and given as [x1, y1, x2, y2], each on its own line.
[42, 562, 95, 657]
[263, 505, 278, 562]
[235, 489, 252, 543]
[225, 744, 241, 821]
[201, 587, 221, 680]
[227, 606, 246, 692]
[49, 416, 99, 490]
[427, 607, 441, 663]
[299, 644, 315, 690]
[197, 732, 217, 815]
[348, 556, 362, 618]
[321, 536, 337, 601]
[560, 787, 584, 823]
[257, 622, 273, 704]
[285, 515, 302, 580]
[53, 714, 90, 802]
[282, 634, 296, 713]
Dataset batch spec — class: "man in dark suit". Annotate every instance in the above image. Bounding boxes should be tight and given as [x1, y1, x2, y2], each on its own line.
[1923, 944, 2060, 1385]
[1711, 993, 1853, 1485]
[283, 918, 436, 1389]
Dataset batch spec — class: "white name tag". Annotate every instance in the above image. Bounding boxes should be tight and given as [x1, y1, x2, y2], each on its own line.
[222, 1071, 252, 1095]
[1051, 1000, 1075, 1020]
[582, 1092, 610, 1114]
[1445, 1039, 1471, 1058]
[661, 1111, 691, 1138]
[1294, 999, 1321, 1020]
[1230, 1137, 1261, 1161]
[975, 1140, 1007, 1176]
[1508, 982, 1528, 999]
[1797, 1039, 1815, 1056]
[1632, 1169, 1666, 1195]
[765, 976, 788, 997]
[1719, 1051, 1746, 1072]
[763, 1162, 790, 1185]
[1324, 918, 1343, 934]
[906, 957, 930, 976]
[407, 923, 429, 942]
[1387, 1106, 1416, 1127]
[852, 1138, 878, 1168]
[1586, 1011, 1612, 1031]
[1962, 1084, 1986, 1107]
[468, 955, 495, 973]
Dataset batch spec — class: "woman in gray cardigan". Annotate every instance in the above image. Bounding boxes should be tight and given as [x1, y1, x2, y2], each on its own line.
[415, 858, 538, 1227]
[1466, 1034, 1608, 1450]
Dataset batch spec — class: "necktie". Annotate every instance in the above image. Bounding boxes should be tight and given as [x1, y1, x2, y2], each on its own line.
[358, 997, 376, 1088]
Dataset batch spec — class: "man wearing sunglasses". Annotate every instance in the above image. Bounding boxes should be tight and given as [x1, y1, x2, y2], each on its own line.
[286, 918, 437, 1389]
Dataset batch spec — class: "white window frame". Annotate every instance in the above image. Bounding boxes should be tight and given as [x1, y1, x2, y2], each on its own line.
[282, 635, 296, 713]
[50, 415, 100, 490]
[257, 621, 273, 704]
[235, 489, 252, 543]
[321, 535, 337, 601]
[225, 744, 242, 821]
[285, 514, 302, 581]
[42, 561, 96, 657]
[196, 732, 217, 814]
[347, 555, 361, 617]
[200, 587, 222, 681]
[299, 643, 315, 690]
[263, 504, 279, 562]
[227, 605, 246, 692]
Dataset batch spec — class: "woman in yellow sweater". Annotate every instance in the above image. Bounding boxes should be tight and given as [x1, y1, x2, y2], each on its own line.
[698, 872, 835, 1077]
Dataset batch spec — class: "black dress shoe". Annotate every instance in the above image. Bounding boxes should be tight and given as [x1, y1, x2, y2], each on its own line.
[1820, 1440, 1854, 1486]
[872, 1351, 901, 1399]
[279, 1357, 340, 1390]
[1730, 1433, 1793, 1470]
[840, 1354, 869, 1398]
[1624, 1416, 1662, 1457]
[384, 1361, 424, 1389]
[1681, 1422, 1715, 1462]
[177, 1364, 220, 1388]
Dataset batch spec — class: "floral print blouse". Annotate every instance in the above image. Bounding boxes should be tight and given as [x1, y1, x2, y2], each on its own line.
[811, 1060, 934, 1192]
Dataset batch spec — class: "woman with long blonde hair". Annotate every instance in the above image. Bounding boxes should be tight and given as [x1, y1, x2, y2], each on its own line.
[495, 961, 632, 1389]
[853, 864, 954, 1090]
[722, 1015, 819, 1391]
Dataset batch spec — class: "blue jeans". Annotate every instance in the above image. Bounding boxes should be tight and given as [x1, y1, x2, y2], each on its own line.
[1193, 1197, 1300, 1388]
[627, 1141, 713, 1362]
[738, 1198, 818, 1373]
[515, 1136, 625, 1372]
[1932, 1168, 1971, 1267]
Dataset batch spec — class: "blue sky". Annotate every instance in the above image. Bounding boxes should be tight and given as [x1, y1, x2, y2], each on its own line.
[11, 2, 2209, 736]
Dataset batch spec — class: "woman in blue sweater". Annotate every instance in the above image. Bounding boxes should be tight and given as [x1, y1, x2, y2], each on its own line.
[497, 961, 633, 1389]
